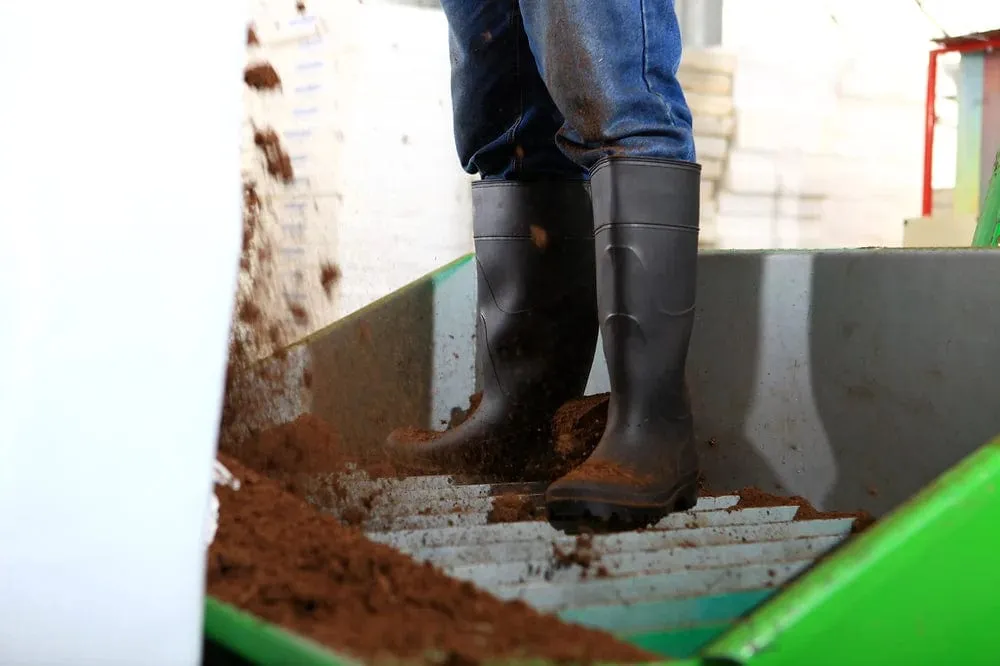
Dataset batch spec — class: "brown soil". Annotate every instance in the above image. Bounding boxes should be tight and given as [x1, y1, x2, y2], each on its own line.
[239, 413, 399, 482]
[296, 0, 307, 13]
[734, 487, 876, 534]
[553, 532, 599, 572]
[247, 25, 260, 46]
[529, 224, 549, 250]
[558, 460, 650, 486]
[548, 393, 607, 476]
[320, 262, 341, 298]
[288, 302, 310, 327]
[208, 456, 654, 664]
[253, 128, 295, 183]
[487, 493, 540, 524]
[388, 392, 604, 479]
[390, 425, 442, 444]
[244, 63, 282, 91]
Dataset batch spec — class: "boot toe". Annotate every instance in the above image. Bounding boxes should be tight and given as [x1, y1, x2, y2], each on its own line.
[545, 466, 699, 534]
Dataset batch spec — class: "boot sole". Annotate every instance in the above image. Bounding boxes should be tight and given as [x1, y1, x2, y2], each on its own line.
[546, 478, 699, 534]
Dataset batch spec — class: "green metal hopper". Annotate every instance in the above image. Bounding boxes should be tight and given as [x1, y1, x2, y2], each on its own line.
[203, 248, 1000, 666]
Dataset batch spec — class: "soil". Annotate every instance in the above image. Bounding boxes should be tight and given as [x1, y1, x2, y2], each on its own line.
[487, 493, 540, 524]
[553, 532, 598, 572]
[238, 413, 399, 483]
[244, 63, 282, 91]
[247, 25, 260, 46]
[296, 0, 307, 14]
[448, 391, 482, 428]
[253, 128, 295, 183]
[319, 262, 341, 298]
[288, 302, 310, 327]
[388, 392, 604, 480]
[558, 460, 650, 486]
[548, 393, 607, 476]
[208, 456, 654, 664]
[733, 487, 876, 534]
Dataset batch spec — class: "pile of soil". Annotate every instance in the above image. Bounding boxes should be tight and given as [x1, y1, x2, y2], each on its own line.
[486, 493, 540, 524]
[208, 456, 654, 664]
[734, 487, 876, 534]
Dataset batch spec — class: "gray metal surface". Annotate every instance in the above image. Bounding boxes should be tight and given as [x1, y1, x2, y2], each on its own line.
[297, 249, 1000, 518]
[355, 477, 854, 623]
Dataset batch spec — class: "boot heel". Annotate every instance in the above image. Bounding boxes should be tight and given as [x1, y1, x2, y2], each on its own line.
[673, 483, 699, 512]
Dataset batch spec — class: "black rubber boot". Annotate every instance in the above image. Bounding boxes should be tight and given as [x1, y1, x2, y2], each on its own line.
[546, 157, 702, 532]
[386, 180, 598, 480]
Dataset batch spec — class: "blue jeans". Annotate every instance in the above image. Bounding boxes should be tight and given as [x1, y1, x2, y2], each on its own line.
[441, 0, 696, 181]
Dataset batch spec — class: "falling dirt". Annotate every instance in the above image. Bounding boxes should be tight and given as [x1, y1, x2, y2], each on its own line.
[553, 532, 599, 573]
[253, 128, 295, 184]
[243, 62, 282, 91]
[208, 456, 653, 664]
[247, 25, 260, 46]
[319, 261, 341, 298]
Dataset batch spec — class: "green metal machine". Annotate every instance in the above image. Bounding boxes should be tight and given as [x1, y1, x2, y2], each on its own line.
[204, 231, 1000, 664]
[972, 151, 1000, 247]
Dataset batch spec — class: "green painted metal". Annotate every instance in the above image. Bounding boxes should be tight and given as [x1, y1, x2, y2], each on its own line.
[702, 437, 1000, 665]
[971, 150, 1000, 247]
[204, 597, 359, 666]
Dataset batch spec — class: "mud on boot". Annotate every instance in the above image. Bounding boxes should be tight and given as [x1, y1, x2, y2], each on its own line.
[546, 157, 703, 530]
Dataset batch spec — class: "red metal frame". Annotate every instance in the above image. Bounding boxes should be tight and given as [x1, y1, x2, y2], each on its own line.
[922, 34, 1000, 216]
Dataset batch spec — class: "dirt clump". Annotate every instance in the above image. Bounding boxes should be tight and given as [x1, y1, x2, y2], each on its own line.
[319, 261, 341, 298]
[546, 393, 608, 477]
[244, 62, 282, 91]
[247, 25, 260, 46]
[253, 128, 295, 183]
[553, 532, 600, 575]
[487, 493, 540, 524]
[208, 456, 654, 664]
[734, 487, 876, 534]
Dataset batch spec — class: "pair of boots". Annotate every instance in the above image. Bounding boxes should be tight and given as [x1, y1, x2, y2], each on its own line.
[388, 157, 702, 531]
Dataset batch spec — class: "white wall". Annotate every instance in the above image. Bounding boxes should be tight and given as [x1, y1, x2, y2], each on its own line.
[246, 0, 472, 330]
[715, 1, 1000, 249]
[717, 1, 926, 248]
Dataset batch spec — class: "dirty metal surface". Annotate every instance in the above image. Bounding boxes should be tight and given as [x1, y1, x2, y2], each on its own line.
[348, 474, 855, 654]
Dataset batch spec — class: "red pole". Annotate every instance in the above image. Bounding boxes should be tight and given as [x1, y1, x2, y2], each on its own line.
[921, 36, 1000, 217]
[922, 49, 939, 216]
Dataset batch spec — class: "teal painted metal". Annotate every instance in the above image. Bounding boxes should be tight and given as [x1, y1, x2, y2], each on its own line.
[560, 590, 772, 634]
[701, 437, 1000, 665]
[626, 623, 731, 659]
[562, 590, 773, 658]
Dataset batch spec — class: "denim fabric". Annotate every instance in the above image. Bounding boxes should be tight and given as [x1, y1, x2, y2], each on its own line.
[441, 0, 696, 180]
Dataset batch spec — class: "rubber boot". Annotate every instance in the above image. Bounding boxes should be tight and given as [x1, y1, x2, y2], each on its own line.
[386, 180, 598, 480]
[546, 157, 702, 531]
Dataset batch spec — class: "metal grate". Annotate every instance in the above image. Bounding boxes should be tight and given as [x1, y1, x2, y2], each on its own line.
[330, 473, 855, 656]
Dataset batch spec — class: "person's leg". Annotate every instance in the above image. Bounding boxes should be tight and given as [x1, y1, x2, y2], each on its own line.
[385, 0, 599, 480]
[518, 0, 704, 530]
[443, 0, 583, 180]
[518, 0, 696, 167]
